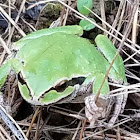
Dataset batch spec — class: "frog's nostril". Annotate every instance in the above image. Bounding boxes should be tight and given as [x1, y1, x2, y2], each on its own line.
[21, 61, 25, 65]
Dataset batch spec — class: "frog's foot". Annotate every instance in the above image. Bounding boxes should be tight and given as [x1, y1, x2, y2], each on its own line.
[84, 94, 108, 127]
[85, 92, 128, 128]
[108, 92, 128, 128]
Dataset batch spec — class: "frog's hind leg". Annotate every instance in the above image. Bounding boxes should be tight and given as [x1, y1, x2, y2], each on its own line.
[121, 87, 128, 113]
[108, 84, 128, 128]
[107, 94, 123, 128]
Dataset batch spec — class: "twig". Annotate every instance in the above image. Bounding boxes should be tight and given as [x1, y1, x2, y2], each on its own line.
[79, 119, 87, 140]
[26, 106, 40, 138]
[49, 106, 85, 120]
[72, 121, 81, 140]
[34, 107, 42, 140]
[116, 126, 121, 140]
[82, 118, 132, 140]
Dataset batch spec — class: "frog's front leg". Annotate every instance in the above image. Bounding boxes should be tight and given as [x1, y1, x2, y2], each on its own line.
[85, 94, 108, 127]
[85, 94, 122, 128]
[85, 86, 128, 128]
[84, 73, 127, 128]
[0, 59, 22, 112]
[84, 73, 110, 127]
[0, 61, 13, 113]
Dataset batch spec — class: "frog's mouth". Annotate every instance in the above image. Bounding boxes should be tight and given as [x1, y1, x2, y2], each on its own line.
[18, 72, 86, 104]
[39, 77, 86, 98]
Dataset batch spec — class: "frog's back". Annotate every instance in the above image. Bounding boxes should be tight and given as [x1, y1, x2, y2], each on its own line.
[17, 33, 108, 96]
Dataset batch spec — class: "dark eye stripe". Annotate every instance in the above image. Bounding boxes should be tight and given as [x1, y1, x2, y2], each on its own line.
[39, 77, 86, 100]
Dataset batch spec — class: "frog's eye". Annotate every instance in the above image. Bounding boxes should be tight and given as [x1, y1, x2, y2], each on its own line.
[54, 80, 68, 92]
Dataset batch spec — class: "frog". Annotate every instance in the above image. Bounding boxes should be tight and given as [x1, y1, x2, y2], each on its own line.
[0, 25, 127, 127]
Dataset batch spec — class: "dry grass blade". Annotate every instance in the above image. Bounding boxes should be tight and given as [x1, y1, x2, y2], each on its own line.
[82, 118, 134, 140]
[79, 119, 87, 140]
[109, 0, 125, 40]
[132, 2, 139, 45]
[72, 121, 81, 140]
[0, 36, 11, 54]
[7, 0, 27, 47]
[0, 6, 25, 37]
[49, 106, 85, 120]
[100, 0, 107, 34]
[0, 125, 12, 140]
[26, 106, 40, 138]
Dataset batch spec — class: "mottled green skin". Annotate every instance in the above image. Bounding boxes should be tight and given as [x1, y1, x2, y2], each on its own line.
[0, 25, 126, 105]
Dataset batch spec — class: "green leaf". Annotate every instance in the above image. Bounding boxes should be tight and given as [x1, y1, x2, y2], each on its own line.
[77, 0, 93, 15]
[79, 18, 96, 31]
